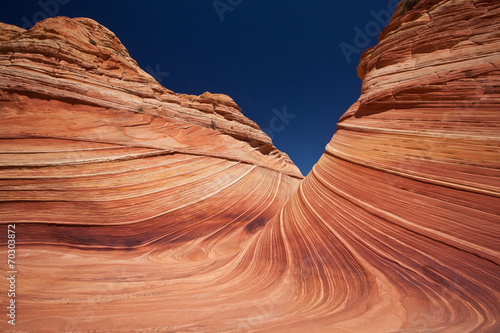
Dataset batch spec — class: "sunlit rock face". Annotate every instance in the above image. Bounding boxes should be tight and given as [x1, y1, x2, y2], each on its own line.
[0, 16, 303, 332]
[0, 0, 499, 332]
[276, 0, 500, 331]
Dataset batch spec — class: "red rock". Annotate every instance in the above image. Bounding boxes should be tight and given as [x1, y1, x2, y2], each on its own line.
[0, 0, 499, 331]
[0, 15, 302, 332]
[277, 0, 500, 331]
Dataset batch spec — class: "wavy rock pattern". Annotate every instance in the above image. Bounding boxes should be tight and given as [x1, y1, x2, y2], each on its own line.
[0, 0, 499, 332]
[277, 0, 500, 331]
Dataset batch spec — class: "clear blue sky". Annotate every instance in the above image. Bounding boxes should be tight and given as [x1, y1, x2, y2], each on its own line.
[1, 0, 398, 175]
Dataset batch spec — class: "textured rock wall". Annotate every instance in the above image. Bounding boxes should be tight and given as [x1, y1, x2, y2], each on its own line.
[0, 0, 499, 332]
[0, 16, 303, 332]
[275, 0, 500, 331]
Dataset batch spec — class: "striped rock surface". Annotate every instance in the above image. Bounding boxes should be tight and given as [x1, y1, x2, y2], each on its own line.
[0, 0, 499, 332]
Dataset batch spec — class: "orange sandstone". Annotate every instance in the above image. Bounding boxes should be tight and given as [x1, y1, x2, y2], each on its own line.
[0, 0, 499, 332]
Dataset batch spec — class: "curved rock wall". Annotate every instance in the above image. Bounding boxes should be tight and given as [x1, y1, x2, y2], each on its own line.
[0, 0, 499, 332]
[277, 0, 500, 331]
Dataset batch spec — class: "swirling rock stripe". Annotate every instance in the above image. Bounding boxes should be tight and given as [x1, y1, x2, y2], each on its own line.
[276, 0, 500, 331]
[0, 0, 499, 332]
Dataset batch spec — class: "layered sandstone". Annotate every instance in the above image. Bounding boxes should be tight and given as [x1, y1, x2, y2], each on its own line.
[1, 0, 499, 332]
[274, 0, 500, 331]
[0, 16, 303, 332]
[0, 17, 300, 175]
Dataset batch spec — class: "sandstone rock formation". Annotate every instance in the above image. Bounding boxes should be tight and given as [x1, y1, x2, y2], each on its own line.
[0, 0, 499, 332]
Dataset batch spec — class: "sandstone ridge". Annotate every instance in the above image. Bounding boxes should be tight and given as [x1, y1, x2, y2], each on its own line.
[0, 1, 499, 332]
[0, 16, 301, 177]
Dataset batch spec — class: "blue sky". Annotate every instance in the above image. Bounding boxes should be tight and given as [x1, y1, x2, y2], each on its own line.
[1, 0, 399, 175]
